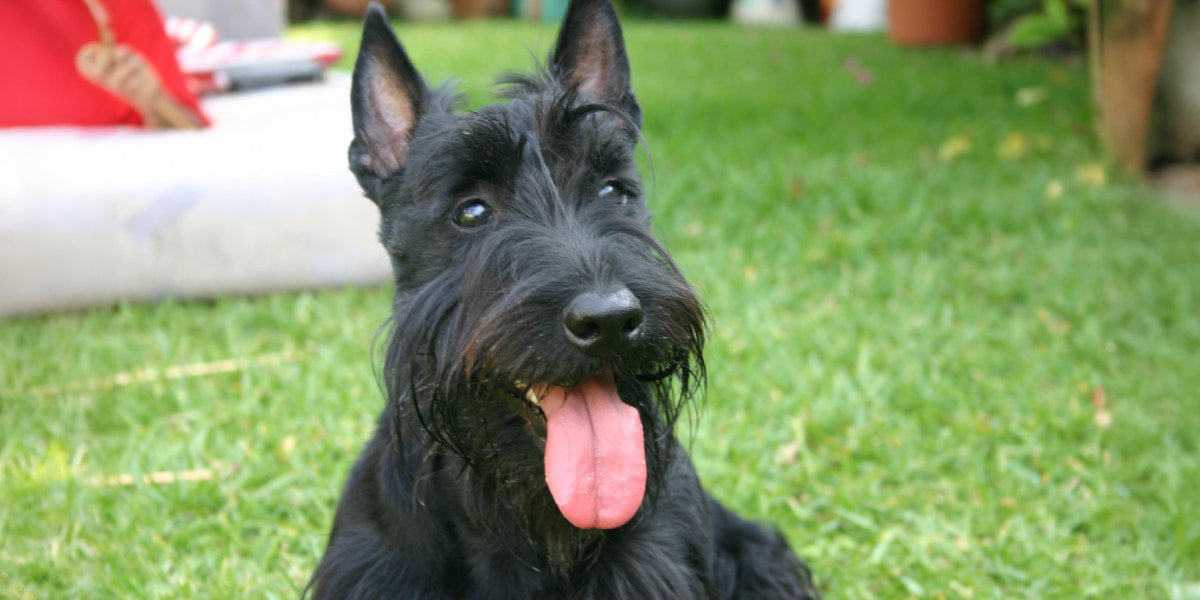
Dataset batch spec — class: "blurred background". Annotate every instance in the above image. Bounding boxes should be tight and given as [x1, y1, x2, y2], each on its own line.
[1, 1, 1198, 598]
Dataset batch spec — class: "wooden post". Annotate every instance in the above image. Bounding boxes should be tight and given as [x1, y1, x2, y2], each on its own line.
[1091, 0, 1175, 175]
[1094, 0, 1176, 175]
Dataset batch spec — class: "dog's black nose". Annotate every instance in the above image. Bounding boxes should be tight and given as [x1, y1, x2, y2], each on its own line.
[563, 287, 643, 356]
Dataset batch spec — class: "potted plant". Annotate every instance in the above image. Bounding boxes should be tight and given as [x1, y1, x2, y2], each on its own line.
[319, 0, 375, 16]
[887, 0, 989, 46]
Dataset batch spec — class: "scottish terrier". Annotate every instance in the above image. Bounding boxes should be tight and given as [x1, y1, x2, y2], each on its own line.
[308, 1, 819, 597]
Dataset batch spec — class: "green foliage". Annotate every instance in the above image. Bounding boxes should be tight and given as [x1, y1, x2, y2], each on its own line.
[1001, 0, 1089, 49]
[989, 0, 1043, 22]
[4, 20, 1199, 599]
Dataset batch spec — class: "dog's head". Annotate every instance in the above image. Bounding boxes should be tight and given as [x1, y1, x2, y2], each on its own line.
[349, 0, 704, 532]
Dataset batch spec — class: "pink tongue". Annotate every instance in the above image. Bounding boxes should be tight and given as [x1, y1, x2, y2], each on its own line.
[541, 376, 646, 530]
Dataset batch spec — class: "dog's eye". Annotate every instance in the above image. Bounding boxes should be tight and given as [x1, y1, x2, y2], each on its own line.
[453, 200, 491, 229]
[598, 182, 631, 205]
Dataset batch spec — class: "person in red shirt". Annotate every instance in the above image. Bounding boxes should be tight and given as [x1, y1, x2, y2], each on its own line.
[0, 0, 208, 129]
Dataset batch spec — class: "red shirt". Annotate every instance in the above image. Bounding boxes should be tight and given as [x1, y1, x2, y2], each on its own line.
[0, 0, 209, 127]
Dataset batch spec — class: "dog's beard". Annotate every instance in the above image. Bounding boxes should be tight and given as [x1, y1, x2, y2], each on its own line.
[382, 306, 701, 506]
[375, 277, 703, 575]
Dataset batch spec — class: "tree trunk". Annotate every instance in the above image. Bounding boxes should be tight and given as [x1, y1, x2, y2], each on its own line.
[1091, 0, 1175, 175]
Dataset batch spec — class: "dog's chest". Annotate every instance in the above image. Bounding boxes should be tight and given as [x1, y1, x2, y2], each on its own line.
[458, 523, 712, 600]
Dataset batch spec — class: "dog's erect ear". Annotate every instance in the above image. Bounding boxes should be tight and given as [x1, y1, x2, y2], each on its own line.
[551, 0, 640, 125]
[349, 3, 429, 186]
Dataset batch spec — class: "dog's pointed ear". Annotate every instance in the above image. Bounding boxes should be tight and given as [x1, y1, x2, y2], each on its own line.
[551, 0, 641, 126]
[349, 3, 429, 188]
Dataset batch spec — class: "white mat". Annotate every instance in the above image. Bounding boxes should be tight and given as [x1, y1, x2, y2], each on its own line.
[0, 74, 390, 316]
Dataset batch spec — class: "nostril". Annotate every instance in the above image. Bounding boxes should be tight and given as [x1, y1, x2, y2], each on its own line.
[567, 316, 603, 341]
[622, 311, 643, 335]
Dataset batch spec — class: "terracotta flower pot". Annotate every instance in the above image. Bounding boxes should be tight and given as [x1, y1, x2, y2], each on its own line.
[887, 0, 987, 46]
[449, 0, 510, 18]
[321, 0, 376, 17]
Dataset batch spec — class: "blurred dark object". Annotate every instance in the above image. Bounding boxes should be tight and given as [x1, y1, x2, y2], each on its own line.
[887, 0, 987, 45]
[631, 0, 726, 18]
[1150, 0, 1200, 169]
[319, 0, 375, 15]
[797, 0, 822, 22]
[288, 0, 321, 21]
[990, 0, 1040, 22]
[178, 39, 343, 93]
[289, 0, 450, 21]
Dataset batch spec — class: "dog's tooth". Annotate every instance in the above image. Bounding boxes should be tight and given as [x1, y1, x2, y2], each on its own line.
[525, 387, 541, 406]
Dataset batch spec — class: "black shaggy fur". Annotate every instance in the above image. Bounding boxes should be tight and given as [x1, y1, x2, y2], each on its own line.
[308, 1, 819, 598]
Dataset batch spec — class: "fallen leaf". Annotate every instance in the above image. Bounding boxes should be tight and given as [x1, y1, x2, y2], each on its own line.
[1075, 163, 1107, 188]
[1091, 386, 1113, 429]
[767, 47, 784, 66]
[939, 135, 972, 162]
[775, 441, 801, 466]
[88, 467, 214, 487]
[950, 579, 975, 598]
[1036, 307, 1071, 334]
[10, 351, 296, 398]
[843, 56, 874, 85]
[788, 176, 805, 202]
[1045, 179, 1064, 200]
[1016, 86, 1049, 107]
[997, 131, 1029, 161]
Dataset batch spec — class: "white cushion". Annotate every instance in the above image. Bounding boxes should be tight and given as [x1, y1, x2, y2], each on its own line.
[0, 74, 390, 316]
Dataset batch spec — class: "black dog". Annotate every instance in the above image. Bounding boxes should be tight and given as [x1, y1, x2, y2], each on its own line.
[309, 1, 819, 597]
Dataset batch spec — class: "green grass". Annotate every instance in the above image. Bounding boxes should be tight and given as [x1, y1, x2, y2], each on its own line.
[4, 20, 1200, 599]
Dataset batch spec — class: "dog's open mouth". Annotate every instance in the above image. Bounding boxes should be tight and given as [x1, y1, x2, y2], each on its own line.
[513, 374, 646, 530]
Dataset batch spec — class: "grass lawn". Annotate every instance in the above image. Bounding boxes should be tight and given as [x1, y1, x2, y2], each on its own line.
[4, 18, 1200, 599]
